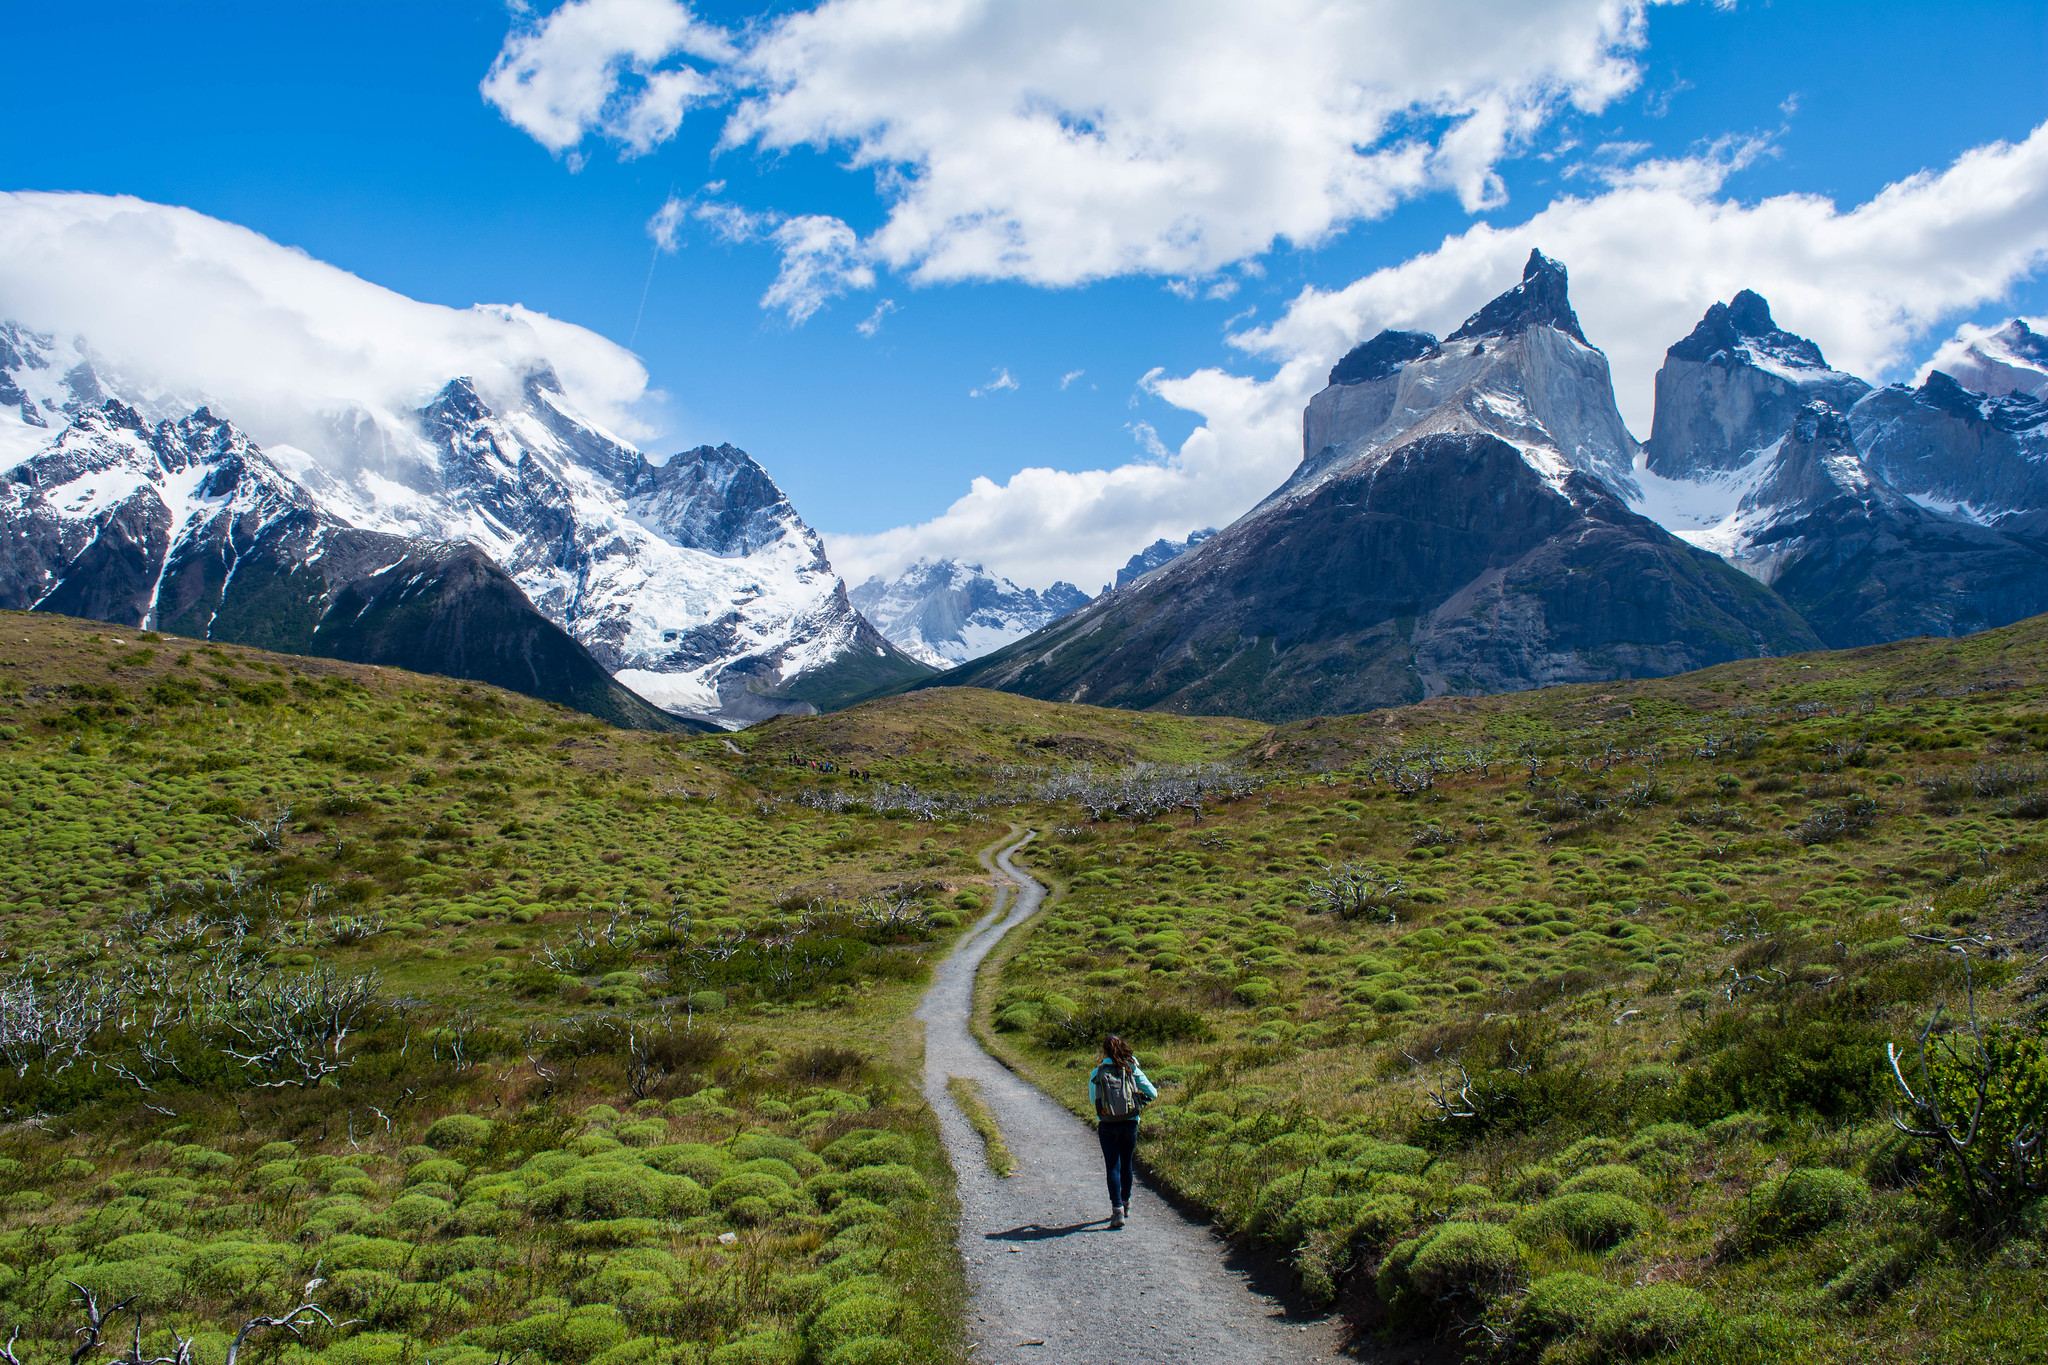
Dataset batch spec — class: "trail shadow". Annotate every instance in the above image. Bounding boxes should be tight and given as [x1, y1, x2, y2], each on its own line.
[985, 1220, 1105, 1241]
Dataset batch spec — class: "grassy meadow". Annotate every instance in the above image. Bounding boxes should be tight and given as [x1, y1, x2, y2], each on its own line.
[0, 610, 1050, 1365]
[7, 603, 2048, 1364]
[953, 623, 2048, 1363]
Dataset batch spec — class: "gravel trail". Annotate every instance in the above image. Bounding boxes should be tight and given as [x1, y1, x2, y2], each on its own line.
[916, 829, 1343, 1365]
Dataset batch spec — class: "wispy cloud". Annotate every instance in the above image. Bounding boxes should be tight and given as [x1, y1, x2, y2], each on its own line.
[1058, 368, 1085, 390]
[1126, 421, 1170, 460]
[856, 299, 897, 337]
[969, 367, 1019, 398]
[642, 188, 869, 322]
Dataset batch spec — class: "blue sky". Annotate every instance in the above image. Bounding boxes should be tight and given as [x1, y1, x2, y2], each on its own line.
[3, 1, 2046, 590]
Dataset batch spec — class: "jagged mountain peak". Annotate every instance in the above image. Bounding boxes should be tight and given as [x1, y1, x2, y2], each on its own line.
[2004, 318, 2048, 357]
[1724, 399, 1889, 537]
[1328, 330, 1440, 387]
[1666, 289, 1830, 372]
[849, 556, 1088, 668]
[420, 375, 493, 429]
[1297, 249, 1637, 502]
[1911, 369, 2048, 434]
[1641, 290, 1870, 482]
[1920, 318, 2048, 403]
[629, 441, 818, 562]
[1790, 399, 1854, 447]
[1446, 249, 1588, 348]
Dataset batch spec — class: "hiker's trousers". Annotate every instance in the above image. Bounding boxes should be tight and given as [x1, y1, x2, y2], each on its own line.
[1098, 1118, 1138, 1206]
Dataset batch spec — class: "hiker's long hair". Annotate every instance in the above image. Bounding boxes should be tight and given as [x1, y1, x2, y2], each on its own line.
[1103, 1034, 1136, 1076]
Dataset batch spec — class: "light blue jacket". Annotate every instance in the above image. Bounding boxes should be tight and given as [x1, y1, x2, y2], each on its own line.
[1088, 1058, 1158, 1119]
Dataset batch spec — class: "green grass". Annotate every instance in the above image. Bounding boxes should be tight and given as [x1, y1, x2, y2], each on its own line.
[0, 609, 998, 1365]
[13, 603, 2048, 1363]
[944, 1077, 1011, 1178]
[956, 615, 2048, 1363]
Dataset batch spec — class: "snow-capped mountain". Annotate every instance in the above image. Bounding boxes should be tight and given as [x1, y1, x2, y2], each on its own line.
[0, 324, 931, 727]
[1110, 529, 1214, 591]
[1628, 295, 2048, 647]
[1640, 289, 1869, 480]
[1854, 371, 2048, 531]
[848, 558, 1087, 668]
[939, 252, 1816, 721]
[0, 397, 685, 729]
[1696, 400, 2048, 646]
[1922, 319, 2048, 400]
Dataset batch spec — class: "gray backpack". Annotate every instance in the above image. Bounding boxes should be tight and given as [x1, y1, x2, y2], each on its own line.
[1097, 1065, 1140, 1120]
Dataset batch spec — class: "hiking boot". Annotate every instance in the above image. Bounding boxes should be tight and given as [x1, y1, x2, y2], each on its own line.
[1109, 1206, 1124, 1230]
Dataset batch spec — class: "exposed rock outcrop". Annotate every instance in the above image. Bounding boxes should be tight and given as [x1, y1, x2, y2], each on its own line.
[1643, 290, 1869, 478]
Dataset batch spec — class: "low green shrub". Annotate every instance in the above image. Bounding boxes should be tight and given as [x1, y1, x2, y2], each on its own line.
[1591, 1284, 1715, 1358]
[422, 1113, 492, 1149]
[1380, 1221, 1527, 1308]
[1734, 1168, 1870, 1251]
[1511, 1192, 1649, 1251]
[1517, 1271, 1619, 1344]
[1557, 1163, 1654, 1202]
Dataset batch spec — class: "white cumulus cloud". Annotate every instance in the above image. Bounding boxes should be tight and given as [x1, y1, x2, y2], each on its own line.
[0, 191, 655, 448]
[481, 0, 731, 156]
[831, 122, 2048, 589]
[488, 0, 1661, 299]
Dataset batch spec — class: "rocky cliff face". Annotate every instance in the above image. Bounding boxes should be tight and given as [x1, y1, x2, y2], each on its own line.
[1642, 291, 1870, 478]
[849, 558, 1088, 668]
[0, 400, 686, 729]
[1634, 297, 2048, 648]
[1299, 251, 1640, 501]
[0, 326, 933, 727]
[937, 254, 1817, 722]
[1716, 401, 2048, 647]
[1852, 372, 2048, 527]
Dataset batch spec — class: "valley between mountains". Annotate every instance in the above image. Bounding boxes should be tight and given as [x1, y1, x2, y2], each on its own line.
[3, 240, 2048, 1365]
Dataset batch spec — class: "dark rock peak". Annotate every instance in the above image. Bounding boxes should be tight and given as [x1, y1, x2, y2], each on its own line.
[1328, 329, 1440, 387]
[1998, 318, 2048, 362]
[420, 376, 491, 431]
[1726, 288, 1781, 336]
[652, 444, 786, 503]
[62, 361, 108, 413]
[1446, 249, 1588, 347]
[1666, 289, 1828, 370]
[0, 323, 44, 373]
[85, 398, 149, 435]
[522, 364, 566, 400]
[1791, 400, 1855, 447]
[1041, 580, 1090, 612]
[1910, 370, 2048, 434]
[156, 407, 247, 468]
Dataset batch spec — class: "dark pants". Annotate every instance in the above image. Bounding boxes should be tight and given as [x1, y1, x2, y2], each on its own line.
[1098, 1119, 1138, 1207]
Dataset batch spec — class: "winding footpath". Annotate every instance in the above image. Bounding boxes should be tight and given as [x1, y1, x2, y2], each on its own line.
[916, 830, 1344, 1364]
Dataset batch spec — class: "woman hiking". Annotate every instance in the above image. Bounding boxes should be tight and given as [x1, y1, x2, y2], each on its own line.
[1088, 1033, 1157, 1229]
